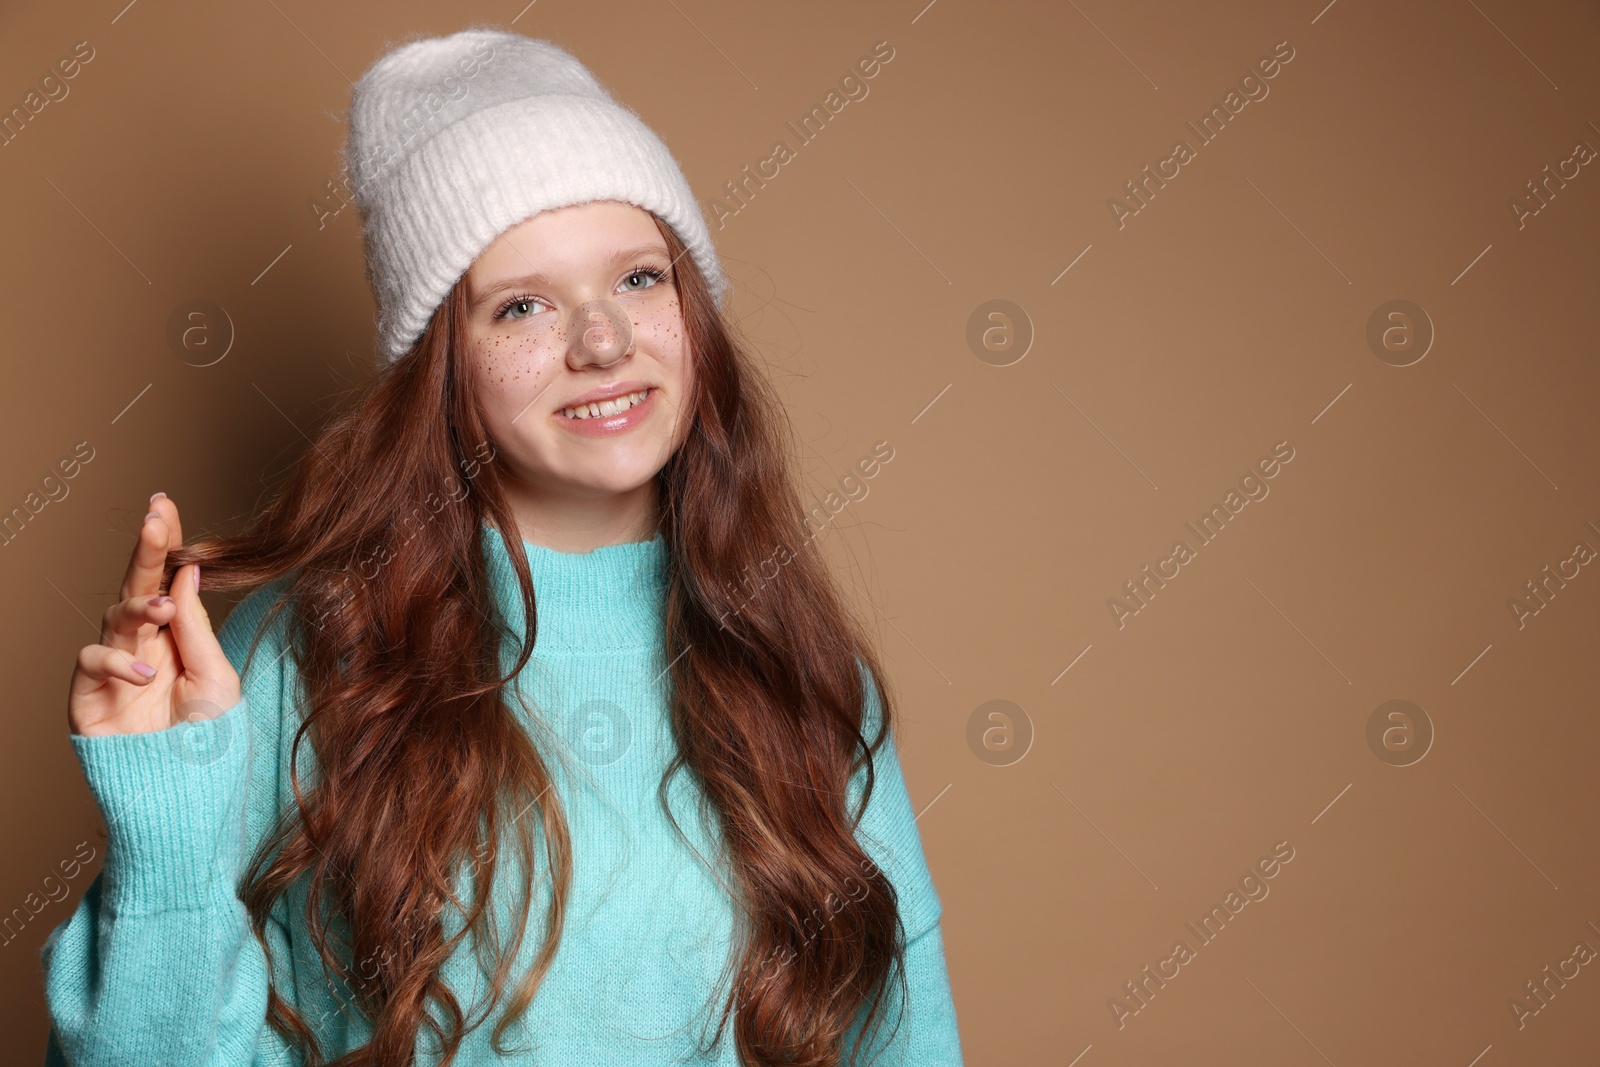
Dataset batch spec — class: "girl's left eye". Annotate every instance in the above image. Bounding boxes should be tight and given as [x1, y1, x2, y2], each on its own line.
[619, 266, 666, 293]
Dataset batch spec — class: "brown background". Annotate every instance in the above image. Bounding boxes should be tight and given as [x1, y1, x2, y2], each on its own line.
[4, 0, 1598, 1063]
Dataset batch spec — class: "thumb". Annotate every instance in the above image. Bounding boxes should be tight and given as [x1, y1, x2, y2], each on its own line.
[168, 563, 232, 683]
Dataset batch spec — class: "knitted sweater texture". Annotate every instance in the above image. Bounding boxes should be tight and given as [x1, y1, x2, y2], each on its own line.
[40, 526, 962, 1065]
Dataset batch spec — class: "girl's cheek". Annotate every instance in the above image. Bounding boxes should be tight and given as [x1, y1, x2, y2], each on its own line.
[631, 299, 687, 362]
[474, 333, 553, 410]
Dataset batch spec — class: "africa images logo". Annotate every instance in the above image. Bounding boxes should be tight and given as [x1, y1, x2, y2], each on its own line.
[1106, 441, 1296, 629]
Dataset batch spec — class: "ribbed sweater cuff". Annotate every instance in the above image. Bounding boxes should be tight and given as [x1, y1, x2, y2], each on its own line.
[69, 696, 252, 914]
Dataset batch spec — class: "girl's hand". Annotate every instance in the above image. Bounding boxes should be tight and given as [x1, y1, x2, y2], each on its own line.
[67, 494, 242, 737]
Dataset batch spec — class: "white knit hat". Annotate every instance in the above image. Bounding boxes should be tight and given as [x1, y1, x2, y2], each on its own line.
[343, 26, 729, 364]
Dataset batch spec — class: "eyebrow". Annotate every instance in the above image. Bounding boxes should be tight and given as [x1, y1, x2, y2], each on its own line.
[470, 243, 672, 309]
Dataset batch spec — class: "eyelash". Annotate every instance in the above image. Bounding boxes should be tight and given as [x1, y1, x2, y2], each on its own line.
[492, 265, 669, 321]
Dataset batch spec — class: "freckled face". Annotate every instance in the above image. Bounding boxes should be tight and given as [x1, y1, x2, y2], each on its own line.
[464, 200, 694, 501]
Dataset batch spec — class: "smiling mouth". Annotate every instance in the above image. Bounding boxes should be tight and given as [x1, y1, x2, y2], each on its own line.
[560, 387, 653, 420]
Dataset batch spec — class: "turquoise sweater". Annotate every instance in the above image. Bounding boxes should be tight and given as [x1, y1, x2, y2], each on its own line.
[41, 526, 963, 1065]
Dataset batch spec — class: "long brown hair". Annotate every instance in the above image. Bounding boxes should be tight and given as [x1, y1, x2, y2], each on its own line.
[169, 212, 913, 1066]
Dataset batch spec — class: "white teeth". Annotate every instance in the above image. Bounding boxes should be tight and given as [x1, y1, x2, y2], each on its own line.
[563, 388, 650, 420]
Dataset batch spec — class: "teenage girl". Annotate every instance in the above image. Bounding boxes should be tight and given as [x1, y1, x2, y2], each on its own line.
[44, 28, 962, 1067]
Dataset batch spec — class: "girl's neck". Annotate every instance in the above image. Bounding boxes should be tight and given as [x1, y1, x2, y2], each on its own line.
[503, 477, 661, 555]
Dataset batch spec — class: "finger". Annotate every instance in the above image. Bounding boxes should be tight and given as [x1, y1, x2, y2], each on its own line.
[119, 505, 173, 602]
[148, 492, 183, 548]
[167, 563, 230, 680]
[100, 593, 177, 652]
[71, 643, 158, 697]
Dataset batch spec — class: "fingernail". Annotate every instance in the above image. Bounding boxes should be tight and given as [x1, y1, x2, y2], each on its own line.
[149, 492, 166, 503]
[148, 596, 173, 607]
[144, 512, 160, 522]
[131, 661, 157, 679]
[193, 565, 201, 592]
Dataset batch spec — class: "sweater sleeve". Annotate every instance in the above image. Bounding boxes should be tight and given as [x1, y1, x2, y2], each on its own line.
[844, 662, 964, 1065]
[40, 580, 305, 1067]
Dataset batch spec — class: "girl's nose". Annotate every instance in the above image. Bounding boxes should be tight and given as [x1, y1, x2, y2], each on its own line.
[565, 297, 634, 366]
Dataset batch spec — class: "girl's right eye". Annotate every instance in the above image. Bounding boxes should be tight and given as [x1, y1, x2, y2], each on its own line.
[494, 294, 550, 321]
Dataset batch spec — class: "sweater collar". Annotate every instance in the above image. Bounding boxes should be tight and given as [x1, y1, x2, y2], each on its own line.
[480, 521, 669, 653]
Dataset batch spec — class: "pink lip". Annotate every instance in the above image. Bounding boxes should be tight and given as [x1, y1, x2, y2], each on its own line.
[554, 386, 657, 438]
